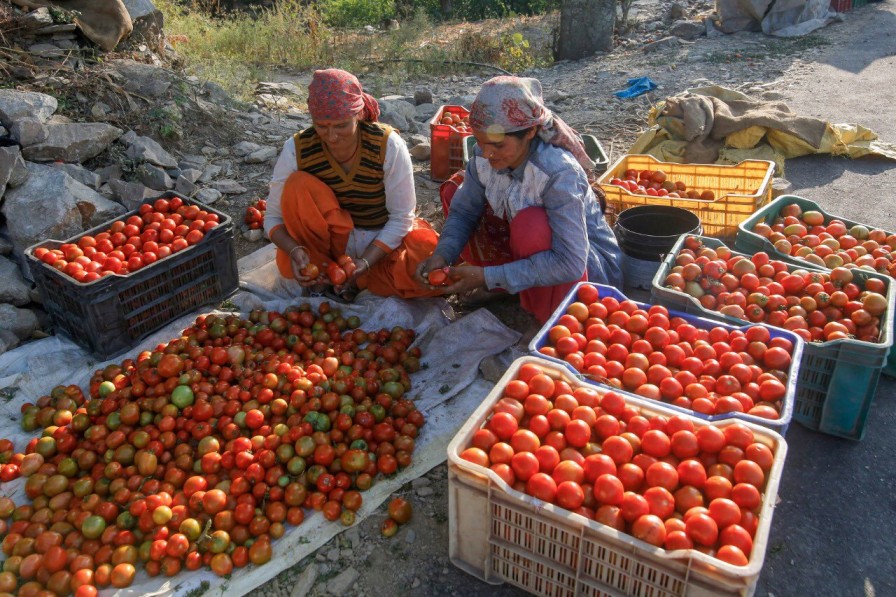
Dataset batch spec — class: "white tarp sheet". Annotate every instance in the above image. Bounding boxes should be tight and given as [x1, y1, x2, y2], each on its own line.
[0, 244, 520, 596]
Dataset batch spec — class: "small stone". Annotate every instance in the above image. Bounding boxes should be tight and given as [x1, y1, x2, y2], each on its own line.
[22, 7, 53, 28]
[411, 477, 430, 488]
[10, 117, 48, 147]
[326, 548, 340, 562]
[441, 568, 449, 575]
[413, 87, 433, 105]
[180, 168, 202, 183]
[195, 188, 222, 205]
[405, 529, 416, 544]
[233, 140, 261, 156]
[325, 567, 359, 596]
[0, 304, 40, 340]
[90, 102, 111, 118]
[345, 527, 362, 548]
[199, 164, 222, 183]
[668, 2, 687, 21]
[138, 164, 173, 191]
[339, 549, 353, 559]
[242, 228, 264, 244]
[416, 486, 434, 498]
[771, 178, 793, 199]
[643, 37, 681, 53]
[245, 146, 278, 163]
[289, 564, 318, 597]
[212, 179, 247, 194]
[0, 236, 12, 255]
[409, 142, 431, 161]
[412, 578, 421, 589]
[174, 176, 197, 197]
[200, 146, 217, 157]
[179, 154, 208, 170]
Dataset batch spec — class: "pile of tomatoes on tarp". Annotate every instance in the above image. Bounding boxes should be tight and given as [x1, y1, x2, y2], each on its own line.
[0, 302, 426, 595]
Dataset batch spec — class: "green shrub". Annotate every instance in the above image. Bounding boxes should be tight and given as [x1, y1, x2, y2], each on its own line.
[319, 0, 396, 27]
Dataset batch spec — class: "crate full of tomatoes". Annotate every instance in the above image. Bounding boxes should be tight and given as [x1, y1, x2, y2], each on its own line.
[25, 192, 238, 360]
[530, 282, 802, 435]
[652, 234, 894, 440]
[429, 105, 473, 182]
[735, 194, 896, 379]
[448, 356, 787, 597]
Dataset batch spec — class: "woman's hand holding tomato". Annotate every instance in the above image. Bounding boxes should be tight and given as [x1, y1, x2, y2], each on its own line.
[415, 254, 449, 288]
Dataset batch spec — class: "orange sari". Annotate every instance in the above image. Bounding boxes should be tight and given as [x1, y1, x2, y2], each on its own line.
[274, 171, 441, 298]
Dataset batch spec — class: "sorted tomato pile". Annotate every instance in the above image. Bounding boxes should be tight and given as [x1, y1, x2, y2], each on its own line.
[0, 303, 425, 595]
[608, 169, 717, 200]
[663, 236, 890, 343]
[750, 202, 896, 277]
[32, 197, 219, 283]
[537, 285, 794, 420]
[244, 199, 267, 231]
[460, 361, 775, 566]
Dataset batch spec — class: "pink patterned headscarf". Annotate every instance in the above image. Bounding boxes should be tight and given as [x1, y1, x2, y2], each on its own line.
[307, 69, 380, 122]
[470, 76, 594, 171]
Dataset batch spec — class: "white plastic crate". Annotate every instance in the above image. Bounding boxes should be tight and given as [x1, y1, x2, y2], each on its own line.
[447, 356, 788, 597]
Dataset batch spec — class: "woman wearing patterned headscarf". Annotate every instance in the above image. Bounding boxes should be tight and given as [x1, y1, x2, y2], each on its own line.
[265, 68, 440, 299]
[416, 76, 623, 323]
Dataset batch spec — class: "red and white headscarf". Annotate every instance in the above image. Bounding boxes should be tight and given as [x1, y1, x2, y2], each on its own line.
[307, 69, 380, 122]
[470, 76, 594, 171]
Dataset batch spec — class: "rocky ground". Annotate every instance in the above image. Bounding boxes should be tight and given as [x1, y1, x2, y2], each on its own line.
[0, 0, 893, 595]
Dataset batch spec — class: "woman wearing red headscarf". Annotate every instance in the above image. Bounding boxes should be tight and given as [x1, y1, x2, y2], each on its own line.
[265, 68, 440, 299]
[415, 76, 622, 323]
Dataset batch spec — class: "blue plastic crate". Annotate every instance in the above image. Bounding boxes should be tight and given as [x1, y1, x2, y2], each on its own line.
[652, 234, 895, 441]
[529, 282, 801, 435]
[736, 194, 896, 379]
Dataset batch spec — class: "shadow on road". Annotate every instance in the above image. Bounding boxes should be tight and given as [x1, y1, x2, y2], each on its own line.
[785, 154, 896, 190]
[816, 4, 896, 74]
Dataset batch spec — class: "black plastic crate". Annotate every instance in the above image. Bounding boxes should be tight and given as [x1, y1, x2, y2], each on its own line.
[25, 192, 238, 360]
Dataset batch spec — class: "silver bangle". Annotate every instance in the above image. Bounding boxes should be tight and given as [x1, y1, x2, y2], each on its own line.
[358, 257, 371, 270]
[289, 246, 306, 260]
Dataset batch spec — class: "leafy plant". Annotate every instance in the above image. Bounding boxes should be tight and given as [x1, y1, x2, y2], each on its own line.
[500, 31, 534, 73]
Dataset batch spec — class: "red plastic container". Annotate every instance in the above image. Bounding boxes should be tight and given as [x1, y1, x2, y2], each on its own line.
[429, 105, 473, 181]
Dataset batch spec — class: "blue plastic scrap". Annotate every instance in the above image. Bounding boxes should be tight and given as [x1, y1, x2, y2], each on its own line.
[614, 77, 658, 99]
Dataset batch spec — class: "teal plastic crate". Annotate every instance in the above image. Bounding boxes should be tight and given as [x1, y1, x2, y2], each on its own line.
[736, 194, 896, 378]
[462, 134, 610, 174]
[652, 234, 895, 440]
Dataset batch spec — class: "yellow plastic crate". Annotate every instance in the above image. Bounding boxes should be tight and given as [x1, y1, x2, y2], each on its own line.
[448, 356, 787, 597]
[597, 155, 775, 241]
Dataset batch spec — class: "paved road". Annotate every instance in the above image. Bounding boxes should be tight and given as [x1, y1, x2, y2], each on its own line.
[754, 3, 896, 596]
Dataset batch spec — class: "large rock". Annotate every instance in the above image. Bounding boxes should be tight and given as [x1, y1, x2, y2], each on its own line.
[0, 304, 39, 341]
[232, 141, 260, 157]
[0, 90, 57, 127]
[2, 163, 126, 256]
[10, 118, 48, 147]
[124, 135, 178, 168]
[23, 123, 123, 163]
[0, 255, 31, 306]
[1, 146, 28, 197]
[111, 59, 172, 98]
[378, 99, 418, 134]
[414, 103, 438, 122]
[53, 163, 101, 190]
[669, 19, 706, 40]
[121, 0, 165, 41]
[108, 179, 158, 210]
[138, 164, 173, 190]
